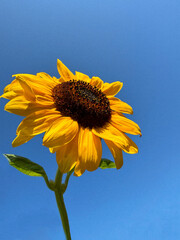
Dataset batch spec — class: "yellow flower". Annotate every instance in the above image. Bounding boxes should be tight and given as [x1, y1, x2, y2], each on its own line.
[1, 60, 141, 176]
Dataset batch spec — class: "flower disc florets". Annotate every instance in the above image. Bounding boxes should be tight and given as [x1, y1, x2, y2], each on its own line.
[52, 80, 111, 129]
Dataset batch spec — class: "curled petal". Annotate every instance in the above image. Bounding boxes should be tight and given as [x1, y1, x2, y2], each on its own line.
[12, 74, 56, 96]
[16, 76, 36, 101]
[1, 80, 23, 99]
[1, 91, 21, 100]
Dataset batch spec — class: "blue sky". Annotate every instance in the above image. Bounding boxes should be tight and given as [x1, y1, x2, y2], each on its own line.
[0, 0, 180, 239]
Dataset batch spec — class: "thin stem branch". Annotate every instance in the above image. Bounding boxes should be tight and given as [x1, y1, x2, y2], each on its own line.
[43, 174, 55, 191]
[61, 169, 74, 194]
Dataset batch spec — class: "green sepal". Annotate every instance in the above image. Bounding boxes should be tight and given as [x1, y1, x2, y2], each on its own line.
[99, 158, 116, 169]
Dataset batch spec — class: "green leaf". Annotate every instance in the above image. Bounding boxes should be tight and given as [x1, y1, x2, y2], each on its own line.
[3, 154, 46, 177]
[99, 158, 116, 169]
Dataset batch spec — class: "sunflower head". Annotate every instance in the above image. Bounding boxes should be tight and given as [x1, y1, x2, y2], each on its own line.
[1, 59, 141, 176]
[52, 79, 111, 129]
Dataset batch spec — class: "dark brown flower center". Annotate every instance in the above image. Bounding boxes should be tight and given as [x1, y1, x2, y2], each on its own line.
[52, 80, 111, 129]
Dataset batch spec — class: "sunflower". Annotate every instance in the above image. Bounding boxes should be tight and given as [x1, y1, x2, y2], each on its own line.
[1, 60, 141, 176]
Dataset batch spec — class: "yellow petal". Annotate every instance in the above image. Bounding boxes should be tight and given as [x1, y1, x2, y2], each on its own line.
[75, 71, 91, 82]
[13, 73, 55, 87]
[4, 96, 54, 116]
[1, 91, 20, 100]
[37, 73, 60, 87]
[78, 127, 102, 171]
[92, 123, 128, 148]
[16, 76, 36, 101]
[105, 139, 123, 169]
[1, 80, 23, 99]
[111, 112, 141, 136]
[49, 146, 61, 154]
[111, 132, 138, 154]
[57, 59, 75, 81]
[102, 81, 123, 96]
[3, 80, 20, 92]
[36, 94, 54, 103]
[56, 135, 78, 173]
[36, 72, 54, 81]
[74, 160, 85, 177]
[4, 80, 20, 91]
[16, 109, 61, 136]
[12, 134, 34, 147]
[90, 77, 103, 89]
[13, 74, 56, 96]
[109, 97, 133, 114]
[56, 76, 66, 83]
[43, 117, 79, 148]
[3, 83, 13, 93]
[122, 134, 138, 154]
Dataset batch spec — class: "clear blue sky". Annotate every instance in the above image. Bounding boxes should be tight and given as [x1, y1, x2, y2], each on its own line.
[0, 0, 180, 239]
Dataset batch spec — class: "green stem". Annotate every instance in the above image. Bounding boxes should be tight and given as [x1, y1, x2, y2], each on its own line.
[54, 169, 71, 240]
